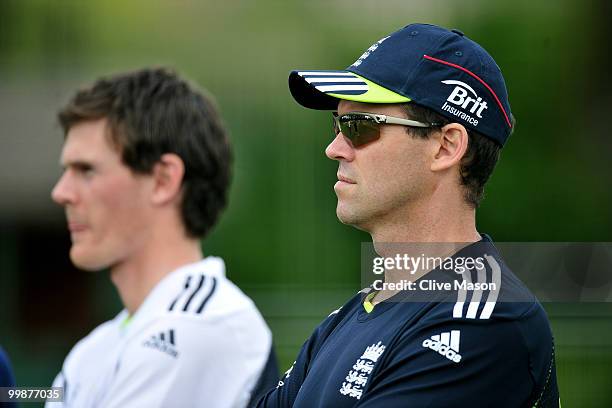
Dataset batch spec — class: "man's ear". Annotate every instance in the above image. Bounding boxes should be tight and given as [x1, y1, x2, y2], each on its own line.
[151, 153, 185, 205]
[430, 123, 469, 172]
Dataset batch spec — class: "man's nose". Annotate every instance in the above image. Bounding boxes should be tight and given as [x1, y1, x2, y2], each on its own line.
[51, 172, 76, 206]
[325, 133, 355, 162]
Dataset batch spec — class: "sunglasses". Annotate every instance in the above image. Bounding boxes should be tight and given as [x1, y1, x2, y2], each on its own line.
[332, 111, 441, 147]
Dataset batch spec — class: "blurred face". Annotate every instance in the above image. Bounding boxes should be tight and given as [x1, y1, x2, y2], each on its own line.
[325, 101, 434, 231]
[51, 119, 155, 271]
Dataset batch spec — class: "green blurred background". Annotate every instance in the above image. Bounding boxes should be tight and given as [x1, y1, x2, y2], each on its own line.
[0, 0, 611, 406]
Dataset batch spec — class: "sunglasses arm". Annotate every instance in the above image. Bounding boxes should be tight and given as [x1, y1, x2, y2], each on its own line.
[370, 113, 435, 128]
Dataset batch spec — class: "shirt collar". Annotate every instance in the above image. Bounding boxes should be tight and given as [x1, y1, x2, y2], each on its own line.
[118, 256, 225, 335]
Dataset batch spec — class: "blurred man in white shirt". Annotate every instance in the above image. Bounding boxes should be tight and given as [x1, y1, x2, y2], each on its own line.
[46, 68, 277, 408]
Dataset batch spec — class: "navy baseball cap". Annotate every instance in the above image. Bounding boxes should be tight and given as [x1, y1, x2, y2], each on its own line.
[289, 23, 513, 146]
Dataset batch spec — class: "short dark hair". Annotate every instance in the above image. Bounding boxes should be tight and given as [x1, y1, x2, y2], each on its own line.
[402, 103, 509, 208]
[58, 68, 232, 239]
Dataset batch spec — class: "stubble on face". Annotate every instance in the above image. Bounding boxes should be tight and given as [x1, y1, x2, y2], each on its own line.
[330, 102, 433, 232]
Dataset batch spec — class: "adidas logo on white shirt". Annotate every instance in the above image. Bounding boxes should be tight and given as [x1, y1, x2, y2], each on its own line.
[422, 330, 462, 363]
[143, 329, 178, 358]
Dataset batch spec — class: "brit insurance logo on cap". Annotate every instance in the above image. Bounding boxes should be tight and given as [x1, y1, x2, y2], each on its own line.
[440, 79, 488, 127]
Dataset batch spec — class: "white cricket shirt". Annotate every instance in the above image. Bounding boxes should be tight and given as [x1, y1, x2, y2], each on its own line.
[46, 257, 272, 408]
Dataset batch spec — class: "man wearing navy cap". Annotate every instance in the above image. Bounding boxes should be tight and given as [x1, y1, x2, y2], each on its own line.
[256, 23, 559, 407]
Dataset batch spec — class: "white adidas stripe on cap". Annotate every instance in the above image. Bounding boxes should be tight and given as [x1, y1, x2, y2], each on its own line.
[297, 71, 356, 76]
[303, 77, 364, 83]
[297, 70, 369, 95]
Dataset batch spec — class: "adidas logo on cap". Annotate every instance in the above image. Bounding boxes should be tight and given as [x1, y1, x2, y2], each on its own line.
[422, 330, 462, 363]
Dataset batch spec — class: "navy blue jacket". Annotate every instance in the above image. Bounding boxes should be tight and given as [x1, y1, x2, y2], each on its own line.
[256, 236, 559, 407]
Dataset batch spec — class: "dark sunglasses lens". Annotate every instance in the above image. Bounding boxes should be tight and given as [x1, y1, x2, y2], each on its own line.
[340, 119, 380, 147]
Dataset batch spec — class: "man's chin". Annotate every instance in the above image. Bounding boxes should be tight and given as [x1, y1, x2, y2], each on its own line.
[69, 247, 108, 272]
[336, 204, 369, 231]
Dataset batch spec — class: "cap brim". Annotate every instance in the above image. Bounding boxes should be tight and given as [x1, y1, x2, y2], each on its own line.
[289, 70, 411, 110]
